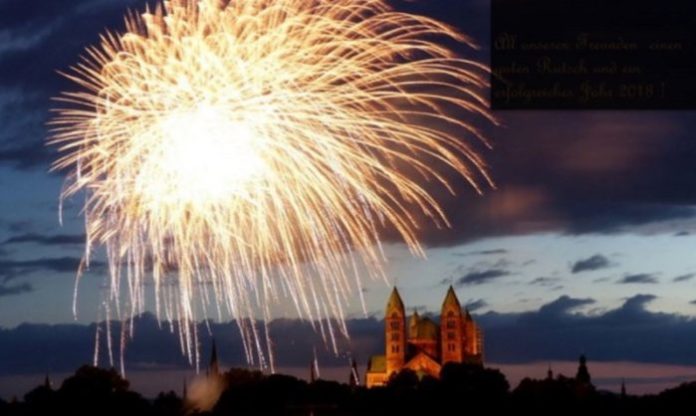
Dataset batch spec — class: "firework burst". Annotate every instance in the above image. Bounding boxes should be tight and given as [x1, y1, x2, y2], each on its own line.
[50, 0, 494, 371]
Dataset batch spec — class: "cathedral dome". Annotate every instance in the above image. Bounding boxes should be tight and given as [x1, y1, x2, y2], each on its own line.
[409, 316, 438, 341]
[408, 311, 420, 333]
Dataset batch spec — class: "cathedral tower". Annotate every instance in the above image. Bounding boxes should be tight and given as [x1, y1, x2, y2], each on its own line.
[366, 287, 485, 387]
[385, 287, 406, 376]
[440, 286, 464, 364]
[463, 308, 481, 357]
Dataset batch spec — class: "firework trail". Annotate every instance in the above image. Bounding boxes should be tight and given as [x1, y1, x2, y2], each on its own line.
[50, 0, 494, 371]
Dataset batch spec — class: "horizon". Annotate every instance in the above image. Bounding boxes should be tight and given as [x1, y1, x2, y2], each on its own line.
[3, 358, 696, 400]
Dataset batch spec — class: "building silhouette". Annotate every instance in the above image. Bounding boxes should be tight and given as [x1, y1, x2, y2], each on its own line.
[208, 339, 220, 379]
[366, 286, 483, 387]
[576, 354, 591, 385]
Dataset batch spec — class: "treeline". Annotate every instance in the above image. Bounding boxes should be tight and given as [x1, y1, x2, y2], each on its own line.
[2, 364, 696, 415]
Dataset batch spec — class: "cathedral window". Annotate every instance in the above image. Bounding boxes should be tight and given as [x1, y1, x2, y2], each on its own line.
[446, 320, 455, 329]
[447, 331, 455, 340]
[391, 332, 399, 341]
[390, 321, 400, 330]
[391, 345, 400, 353]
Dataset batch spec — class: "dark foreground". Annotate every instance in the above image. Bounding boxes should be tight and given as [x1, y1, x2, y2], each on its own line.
[2, 363, 696, 415]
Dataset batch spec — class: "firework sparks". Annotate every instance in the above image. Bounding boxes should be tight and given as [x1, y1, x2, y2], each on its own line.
[50, 0, 494, 371]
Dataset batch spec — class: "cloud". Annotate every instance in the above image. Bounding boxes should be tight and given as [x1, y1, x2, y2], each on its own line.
[413, 110, 696, 246]
[0, 256, 103, 281]
[571, 254, 611, 273]
[0, 283, 33, 297]
[457, 249, 508, 256]
[464, 299, 488, 311]
[439, 277, 452, 286]
[0, 220, 34, 233]
[675, 231, 690, 236]
[529, 277, 561, 286]
[618, 274, 659, 284]
[536, 295, 595, 316]
[456, 269, 510, 286]
[4, 293, 696, 375]
[0, 0, 147, 170]
[621, 294, 657, 310]
[478, 293, 696, 364]
[0, 314, 384, 375]
[0, 20, 63, 57]
[2, 233, 85, 246]
[673, 273, 694, 283]
[0, 144, 53, 170]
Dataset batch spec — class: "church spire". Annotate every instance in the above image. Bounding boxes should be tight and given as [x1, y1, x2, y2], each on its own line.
[385, 287, 405, 376]
[464, 307, 473, 321]
[386, 287, 404, 313]
[440, 286, 464, 364]
[442, 285, 461, 309]
[576, 354, 591, 385]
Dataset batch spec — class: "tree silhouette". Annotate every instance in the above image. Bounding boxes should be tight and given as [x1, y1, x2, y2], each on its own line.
[657, 381, 696, 413]
[152, 391, 184, 416]
[23, 382, 56, 415]
[7, 363, 696, 415]
[60, 365, 129, 395]
[387, 368, 419, 391]
[0, 396, 8, 414]
[440, 362, 509, 401]
[58, 366, 149, 416]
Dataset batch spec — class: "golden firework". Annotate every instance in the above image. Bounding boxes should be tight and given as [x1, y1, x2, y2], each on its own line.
[50, 0, 493, 371]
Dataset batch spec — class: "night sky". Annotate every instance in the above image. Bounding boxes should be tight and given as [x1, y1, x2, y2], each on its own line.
[2, 0, 696, 397]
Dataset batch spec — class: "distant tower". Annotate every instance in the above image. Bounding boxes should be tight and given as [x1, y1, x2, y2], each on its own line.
[576, 354, 591, 385]
[408, 310, 420, 339]
[182, 377, 188, 399]
[349, 359, 360, 387]
[385, 287, 406, 376]
[43, 374, 52, 390]
[475, 324, 484, 360]
[209, 339, 220, 378]
[546, 365, 554, 380]
[621, 378, 626, 398]
[463, 308, 481, 357]
[440, 286, 464, 364]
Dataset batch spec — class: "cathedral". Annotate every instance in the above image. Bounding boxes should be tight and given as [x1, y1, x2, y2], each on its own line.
[366, 286, 484, 387]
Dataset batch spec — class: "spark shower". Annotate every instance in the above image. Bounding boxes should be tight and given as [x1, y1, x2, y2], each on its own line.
[50, 0, 493, 371]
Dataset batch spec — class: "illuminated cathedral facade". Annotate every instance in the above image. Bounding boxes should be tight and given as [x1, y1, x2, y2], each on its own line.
[366, 286, 483, 388]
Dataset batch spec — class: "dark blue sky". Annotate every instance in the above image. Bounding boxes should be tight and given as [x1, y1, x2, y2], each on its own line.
[2, 0, 696, 390]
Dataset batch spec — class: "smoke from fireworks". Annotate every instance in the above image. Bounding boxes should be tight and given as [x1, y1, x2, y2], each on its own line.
[50, 0, 493, 371]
